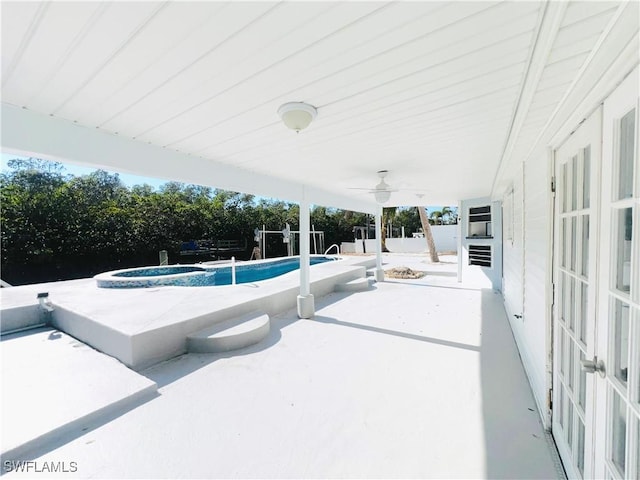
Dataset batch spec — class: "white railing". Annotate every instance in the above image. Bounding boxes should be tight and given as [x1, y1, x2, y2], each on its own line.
[231, 256, 236, 285]
[324, 244, 340, 255]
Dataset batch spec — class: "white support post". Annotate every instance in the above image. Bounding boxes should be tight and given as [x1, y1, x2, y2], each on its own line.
[297, 188, 314, 318]
[375, 205, 384, 282]
[312, 224, 317, 254]
[457, 200, 463, 283]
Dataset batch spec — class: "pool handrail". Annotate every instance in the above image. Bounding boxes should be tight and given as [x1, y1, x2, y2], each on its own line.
[324, 244, 340, 255]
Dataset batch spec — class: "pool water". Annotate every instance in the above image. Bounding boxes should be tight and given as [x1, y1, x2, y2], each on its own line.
[212, 257, 331, 285]
[95, 256, 337, 288]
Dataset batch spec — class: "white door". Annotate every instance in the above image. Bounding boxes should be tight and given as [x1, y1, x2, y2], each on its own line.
[593, 67, 640, 479]
[553, 106, 601, 479]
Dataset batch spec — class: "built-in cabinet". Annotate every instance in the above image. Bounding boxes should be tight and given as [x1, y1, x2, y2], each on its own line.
[467, 205, 492, 238]
[468, 244, 492, 267]
[460, 198, 502, 290]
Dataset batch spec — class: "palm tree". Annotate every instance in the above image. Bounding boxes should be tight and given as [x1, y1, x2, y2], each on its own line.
[381, 206, 397, 252]
[441, 206, 458, 225]
[430, 209, 443, 225]
[417, 207, 439, 262]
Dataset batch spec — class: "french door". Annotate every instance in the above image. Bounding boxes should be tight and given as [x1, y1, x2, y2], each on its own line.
[553, 104, 601, 479]
[553, 67, 639, 479]
[593, 68, 639, 479]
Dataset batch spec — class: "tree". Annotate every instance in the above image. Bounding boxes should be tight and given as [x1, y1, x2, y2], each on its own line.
[417, 207, 439, 263]
[394, 207, 420, 236]
[430, 209, 443, 225]
[441, 206, 458, 225]
[380, 206, 397, 252]
[7, 157, 65, 175]
[1, 160, 68, 264]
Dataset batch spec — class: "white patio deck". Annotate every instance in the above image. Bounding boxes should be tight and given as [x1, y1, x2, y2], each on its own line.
[1, 254, 564, 478]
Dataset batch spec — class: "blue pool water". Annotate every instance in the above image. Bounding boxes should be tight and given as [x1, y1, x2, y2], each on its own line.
[96, 256, 336, 288]
[212, 257, 331, 285]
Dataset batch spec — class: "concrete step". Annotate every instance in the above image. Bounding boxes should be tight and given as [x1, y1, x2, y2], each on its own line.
[187, 311, 270, 353]
[334, 277, 372, 292]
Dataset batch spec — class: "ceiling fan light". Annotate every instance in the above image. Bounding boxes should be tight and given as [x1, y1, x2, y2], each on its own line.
[374, 189, 391, 204]
[277, 102, 317, 132]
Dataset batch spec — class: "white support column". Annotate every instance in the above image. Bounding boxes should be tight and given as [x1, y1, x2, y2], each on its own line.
[375, 205, 385, 282]
[297, 187, 314, 318]
[457, 200, 463, 283]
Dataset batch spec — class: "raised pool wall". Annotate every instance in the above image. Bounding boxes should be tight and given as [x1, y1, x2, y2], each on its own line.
[2, 256, 376, 370]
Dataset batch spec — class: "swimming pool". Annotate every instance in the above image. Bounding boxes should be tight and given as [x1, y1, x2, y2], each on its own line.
[94, 256, 338, 288]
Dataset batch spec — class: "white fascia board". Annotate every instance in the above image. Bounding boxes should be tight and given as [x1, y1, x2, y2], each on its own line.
[546, 22, 639, 149]
[1, 104, 378, 214]
[491, 1, 566, 198]
[304, 184, 377, 214]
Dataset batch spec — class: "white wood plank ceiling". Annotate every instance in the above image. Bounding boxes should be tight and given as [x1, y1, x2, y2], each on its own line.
[0, 1, 631, 207]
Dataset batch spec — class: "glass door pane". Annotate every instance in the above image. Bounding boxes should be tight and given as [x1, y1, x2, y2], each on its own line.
[583, 146, 591, 208]
[611, 390, 627, 476]
[617, 109, 636, 200]
[582, 216, 589, 277]
[615, 208, 633, 293]
[612, 299, 630, 385]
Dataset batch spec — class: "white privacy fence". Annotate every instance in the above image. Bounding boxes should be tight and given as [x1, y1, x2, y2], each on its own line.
[340, 225, 458, 254]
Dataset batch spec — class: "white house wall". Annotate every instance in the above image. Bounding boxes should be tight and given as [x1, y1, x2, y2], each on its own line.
[502, 163, 524, 322]
[501, 160, 554, 417]
[524, 154, 553, 421]
[503, 153, 552, 422]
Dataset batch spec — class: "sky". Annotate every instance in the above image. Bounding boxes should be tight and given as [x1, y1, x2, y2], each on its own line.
[1, 152, 449, 212]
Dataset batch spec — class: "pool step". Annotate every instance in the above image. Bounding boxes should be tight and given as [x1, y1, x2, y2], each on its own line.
[187, 311, 270, 353]
[334, 277, 372, 292]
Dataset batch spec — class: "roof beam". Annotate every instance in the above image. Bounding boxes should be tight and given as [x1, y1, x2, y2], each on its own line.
[1, 104, 378, 214]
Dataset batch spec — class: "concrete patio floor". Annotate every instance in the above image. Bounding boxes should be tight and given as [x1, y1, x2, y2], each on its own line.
[1, 254, 564, 479]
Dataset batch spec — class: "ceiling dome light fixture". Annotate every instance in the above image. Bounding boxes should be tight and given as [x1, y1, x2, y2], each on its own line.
[374, 189, 391, 204]
[278, 102, 317, 132]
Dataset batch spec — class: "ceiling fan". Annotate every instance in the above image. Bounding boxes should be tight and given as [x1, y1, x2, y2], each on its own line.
[349, 170, 398, 204]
